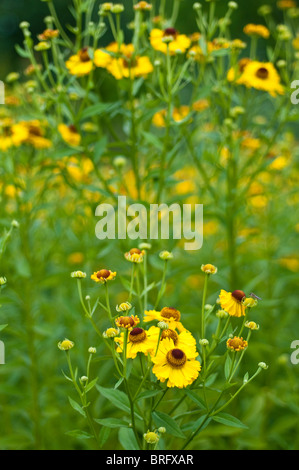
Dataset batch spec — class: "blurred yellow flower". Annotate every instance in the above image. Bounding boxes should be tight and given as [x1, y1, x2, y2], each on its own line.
[238, 61, 284, 97]
[150, 28, 191, 54]
[243, 24, 270, 39]
[58, 124, 81, 147]
[66, 47, 93, 76]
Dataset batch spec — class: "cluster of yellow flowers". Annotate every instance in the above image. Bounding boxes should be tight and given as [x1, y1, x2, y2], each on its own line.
[64, 256, 261, 390]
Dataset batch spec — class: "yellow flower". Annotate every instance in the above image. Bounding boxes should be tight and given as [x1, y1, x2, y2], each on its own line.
[227, 336, 248, 352]
[115, 326, 160, 358]
[219, 289, 246, 317]
[58, 339, 74, 351]
[103, 327, 120, 338]
[201, 264, 217, 274]
[245, 321, 260, 330]
[68, 252, 85, 265]
[38, 29, 59, 41]
[0, 122, 28, 151]
[293, 36, 299, 50]
[277, 0, 296, 9]
[95, 43, 153, 80]
[58, 124, 81, 147]
[66, 47, 93, 76]
[134, 1, 152, 11]
[152, 338, 201, 388]
[144, 431, 159, 444]
[150, 28, 191, 55]
[243, 24, 270, 39]
[71, 270, 86, 279]
[116, 302, 132, 312]
[279, 257, 299, 272]
[144, 307, 185, 332]
[159, 327, 197, 354]
[152, 106, 190, 128]
[91, 269, 116, 283]
[115, 315, 140, 329]
[124, 248, 145, 263]
[227, 58, 252, 83]
[237, 61, 284, 97]
[19, 120, 52, 149]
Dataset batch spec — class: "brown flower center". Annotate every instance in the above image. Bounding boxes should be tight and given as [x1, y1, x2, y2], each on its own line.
[161, 329, 179, 345]
[129, 248, 142, 255]
[97, 269, 111, 279]
[28, 125, 42, 137]
[160, 307, 181, 322]
[118, 316, 135, 328]
[79, 47, 91, 63]
[68, 124, 78, 134]
[129, 327, 146, 343]
[166, 348, 187, 368]
[256, 67, 269, 79]
[122, 54, 138, 68]
[231, 290, 246, 302]
[164, 27, 178, 38]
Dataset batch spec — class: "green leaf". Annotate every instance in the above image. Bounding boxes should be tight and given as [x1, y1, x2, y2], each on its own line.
[136, 389, 163, 401]
[68, 397, 86, 417]
[84, 378, 98, 393]
[0, 324, 8, 332]
[94, 418, 129, 429]
[66, 429, 92, 440]
[185, 390, 206, 410]
[212, 412, 248, 429]
[93, 137, 107, 164]
[98, 426, 111, 448]
[80, 102, 119, 120]
[224, 354, 232, 380]
[152, 411, 186, 439]
[118, 427, 139, 450]
[97, 385, 130, 414]
[182, 414, 211, 432]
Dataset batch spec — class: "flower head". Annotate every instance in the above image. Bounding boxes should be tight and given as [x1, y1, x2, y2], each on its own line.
[58, 339, 74, 351]
[0, 277, 7, 286]
[58, 124, 81, 147]
[143, 431, 159, 444]
[91, 269, 116, 284]
[103, 327, 120, 338]
[245, 321, 260, 330]
[159, 250, 173, 261]
[150, 28, 191, 55]
[116, 301, 132, 312]
[115, 326, 159, 358]
[201, 263, 217, 274]
[115, 315, 140, 329]
[124, 248, 145, 263]
[243, 24, 270, 39]
[66, 47, 93, 76]
[152, 338, 201, 388]
[219, 289, 247, 317]
[237, 61, 284, 97]
[71, 271, 87, 279]
[144, 307, 185, 332]
[227, 336, 248, 352]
